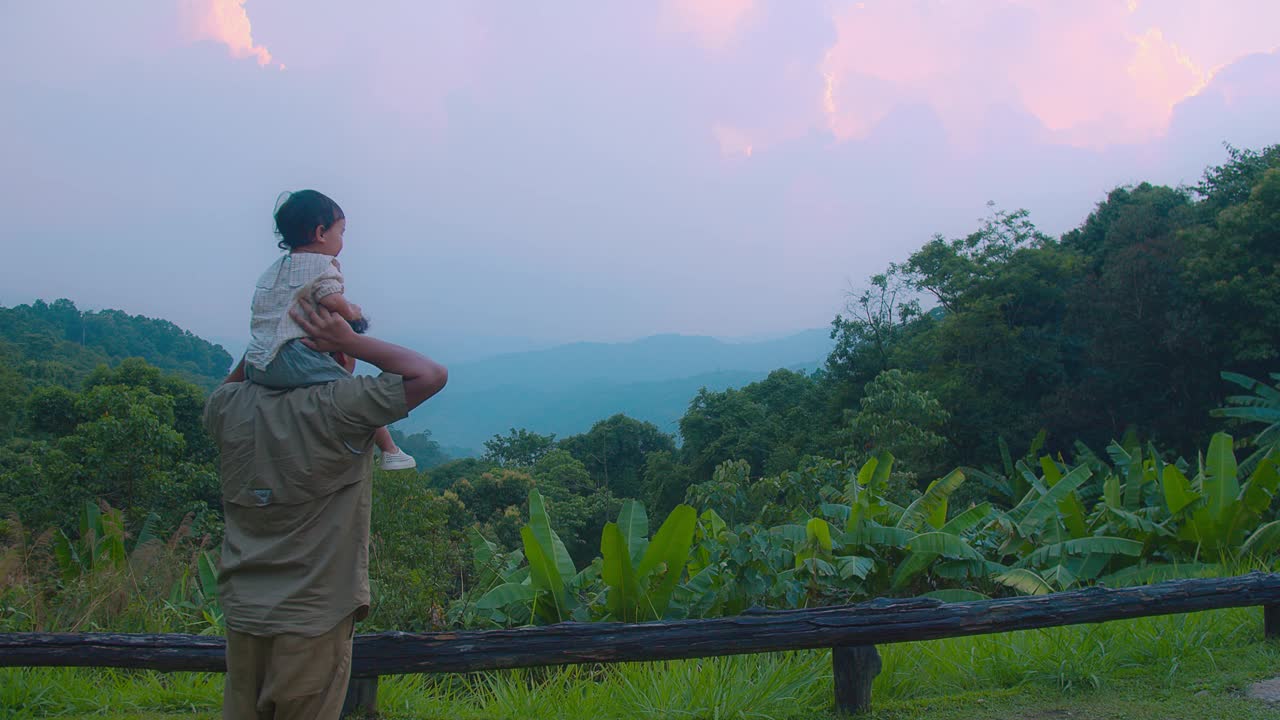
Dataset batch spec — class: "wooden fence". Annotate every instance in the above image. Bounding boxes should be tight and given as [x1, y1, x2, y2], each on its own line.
[4, 573, 1280, 716]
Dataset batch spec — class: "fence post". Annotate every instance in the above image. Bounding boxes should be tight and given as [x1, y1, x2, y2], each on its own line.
[832, 645, 881, 715]
[1266, 605, 1280, 641]
[341, 676, 378, 718]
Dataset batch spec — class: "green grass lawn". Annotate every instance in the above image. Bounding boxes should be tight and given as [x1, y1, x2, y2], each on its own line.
[3, 608, 1279, 719]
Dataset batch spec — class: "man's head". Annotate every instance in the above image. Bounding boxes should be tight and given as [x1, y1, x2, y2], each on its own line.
[274, 189, 346, 255]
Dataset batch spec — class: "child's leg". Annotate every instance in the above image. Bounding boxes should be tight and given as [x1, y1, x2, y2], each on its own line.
[247, 341, 351, 388]
[376, 426, 417, 470]
[375, 426, 399, 453]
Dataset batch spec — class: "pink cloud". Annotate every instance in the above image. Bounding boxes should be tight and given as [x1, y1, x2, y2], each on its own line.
[661, 0, 756, 51]
[818, 0, 1275, 148]
[181, 0, 275, 67]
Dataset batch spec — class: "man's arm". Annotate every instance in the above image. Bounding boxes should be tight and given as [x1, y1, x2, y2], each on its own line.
[290, 299, 447, 410]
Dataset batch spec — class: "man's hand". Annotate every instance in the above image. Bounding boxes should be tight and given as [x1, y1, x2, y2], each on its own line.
[292, 297, 448, 410]
[291, 298, 358, 354]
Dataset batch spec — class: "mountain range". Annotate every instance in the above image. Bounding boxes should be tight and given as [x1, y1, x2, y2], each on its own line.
[400, 329, 833, 453]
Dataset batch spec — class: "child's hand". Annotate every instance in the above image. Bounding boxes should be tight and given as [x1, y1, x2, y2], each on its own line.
[291, 298, 358, 353]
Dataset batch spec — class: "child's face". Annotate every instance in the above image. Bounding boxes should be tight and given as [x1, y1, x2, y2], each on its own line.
[315, 217, 346, 256]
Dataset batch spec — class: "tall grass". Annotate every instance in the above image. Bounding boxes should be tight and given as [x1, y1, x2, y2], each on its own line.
[2, 607, 1271, 719]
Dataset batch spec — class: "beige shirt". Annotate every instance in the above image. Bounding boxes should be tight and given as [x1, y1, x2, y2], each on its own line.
[203, 373, 408, 636]
[245, 253, 345, 371]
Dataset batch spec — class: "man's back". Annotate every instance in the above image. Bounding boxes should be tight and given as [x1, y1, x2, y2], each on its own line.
[203, 373, 407, 636]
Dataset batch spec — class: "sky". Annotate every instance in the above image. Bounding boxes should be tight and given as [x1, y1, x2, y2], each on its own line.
[1, 0, 1277, 358]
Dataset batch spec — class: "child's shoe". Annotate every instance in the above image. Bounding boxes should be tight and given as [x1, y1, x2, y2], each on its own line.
[380, 449, 417, 471]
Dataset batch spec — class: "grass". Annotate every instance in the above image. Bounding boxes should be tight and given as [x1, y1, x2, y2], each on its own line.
[3, 608, 1279, 719]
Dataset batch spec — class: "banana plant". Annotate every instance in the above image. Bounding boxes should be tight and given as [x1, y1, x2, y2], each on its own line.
[474, 490, 595, 625]
[1213, 371, 1280, 471]
[165, 550, 224, 634]
[832, 452, 897, 535]
[52, 500, 159, 582]
[600, 499, 697, 622]
[1162, 433, 1280, 559]
[963, 432, 1047, 507]
[990, 460, 1147, 592]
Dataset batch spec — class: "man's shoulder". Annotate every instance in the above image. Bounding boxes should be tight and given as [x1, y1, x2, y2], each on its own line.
[205, 381, 241, 410]
[325, 373, 406, 402]
[324, 373, 409, 429]
[203, 381, 250, 436]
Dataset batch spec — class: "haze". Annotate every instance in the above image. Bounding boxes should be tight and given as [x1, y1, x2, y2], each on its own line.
[1, 1, 1277, 359]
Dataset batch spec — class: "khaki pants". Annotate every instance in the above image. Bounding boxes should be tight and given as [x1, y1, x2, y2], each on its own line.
[223, 614, 355, 720]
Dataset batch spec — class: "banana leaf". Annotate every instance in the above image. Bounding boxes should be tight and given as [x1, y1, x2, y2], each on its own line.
[476, 582, 537, 610]
[1017, 464, 1091, 538]
[1160, 463, 1199, 515]
[995, 568, 1053, 595]
[898, 469, 965, 531]
[521, 525, 570, 624]
[617, 500, 649, 565]
[636, 504, 697, 620]
[527, 490, 577, 581]
[601, 521, 641, 620]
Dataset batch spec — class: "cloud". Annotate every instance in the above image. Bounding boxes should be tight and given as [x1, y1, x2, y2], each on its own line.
[181, 0, 275, 67]
[4, 1, 1279, 345]
[661, 0, 756, 51]
[712, 123, 754, 157]
[818, 0, 1274, 148]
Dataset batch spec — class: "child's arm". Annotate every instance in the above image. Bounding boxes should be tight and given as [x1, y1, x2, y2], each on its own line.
[318, 291, 363, 323]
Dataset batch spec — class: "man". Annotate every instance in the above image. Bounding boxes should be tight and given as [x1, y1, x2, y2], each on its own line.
[204, 299, 447, 719]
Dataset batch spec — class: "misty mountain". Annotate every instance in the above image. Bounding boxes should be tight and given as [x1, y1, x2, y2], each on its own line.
[402, 329, 833, 453]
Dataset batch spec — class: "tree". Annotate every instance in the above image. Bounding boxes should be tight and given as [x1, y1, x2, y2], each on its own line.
[1185, 164, 1280, 368]
[642, 449, 692, 518]
[390, 427, 450, 469]
[1052, 183, 1211, 454]
[426, 457, 499, 491]
[451, 468, 535, 549]
[483, 428, 557, 468]
[560, 414, 675, 499]
[0, 362, 27, 440]
[530, 449, 620, 565]
[678, 388, 772, 484]
[845, 369, 949, 488]
[0, 299, 232, 390]
[826, 269, 926, 417]
[24, 385, 79, 438]
[83, 359, 216, 464]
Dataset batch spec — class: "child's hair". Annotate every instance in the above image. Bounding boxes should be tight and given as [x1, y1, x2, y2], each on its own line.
[273, 190, 345, 250]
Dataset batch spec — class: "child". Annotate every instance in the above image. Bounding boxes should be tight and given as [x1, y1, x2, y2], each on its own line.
[240, 189, 417, 471]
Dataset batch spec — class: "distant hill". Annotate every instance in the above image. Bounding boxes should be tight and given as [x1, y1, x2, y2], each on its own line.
[0, 299, 833, 453]
[402, 330, 832, 453]
[0, 299, 233, 389]
[439, 329, 832, 392]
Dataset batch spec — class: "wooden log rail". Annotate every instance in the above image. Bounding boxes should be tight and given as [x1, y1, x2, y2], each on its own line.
[4, 573, 1280, 716]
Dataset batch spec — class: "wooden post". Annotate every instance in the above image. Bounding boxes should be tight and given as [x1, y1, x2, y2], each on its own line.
[341, 676, 378, 718]
[1265, 605, 1280, 641]
[832, 645, 880, 715]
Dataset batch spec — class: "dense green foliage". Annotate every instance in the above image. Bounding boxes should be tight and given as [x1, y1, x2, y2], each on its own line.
[0, 299, 232, 391]
[624, 144, 1280, 505]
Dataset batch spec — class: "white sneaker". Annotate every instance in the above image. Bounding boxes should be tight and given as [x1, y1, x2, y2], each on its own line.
[380, 449, 417, 471]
